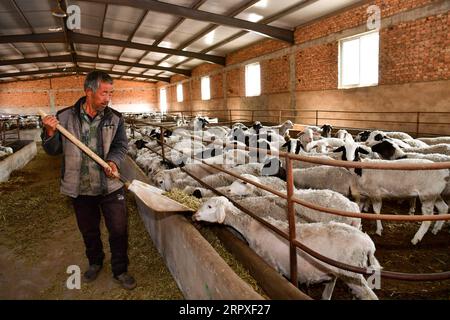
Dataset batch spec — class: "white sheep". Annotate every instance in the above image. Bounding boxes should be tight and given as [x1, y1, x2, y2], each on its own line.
[227, 174, 287, 197]
[418, 137, 450, 146]
[338, 137, 449, 244]
[292, 165, 355, 197]
[336, 129, 350, 140]
[306, 138, 345, 153]
[193, 197, 380, 300]
[403, 143, 450, 156]
[222, 178, 361, 228]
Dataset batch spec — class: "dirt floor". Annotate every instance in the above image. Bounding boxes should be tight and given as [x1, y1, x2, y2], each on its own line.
[0, 145, 183, 299]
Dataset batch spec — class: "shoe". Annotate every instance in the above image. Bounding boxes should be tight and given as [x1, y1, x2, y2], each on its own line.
[113, 272, 137, 290]
[83, 264, 102, 283]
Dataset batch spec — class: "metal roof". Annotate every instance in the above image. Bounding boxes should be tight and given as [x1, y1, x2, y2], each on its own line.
[0, 0, 363, 83]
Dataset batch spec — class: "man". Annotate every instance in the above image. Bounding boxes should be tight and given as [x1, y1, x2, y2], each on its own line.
[41, 70, 136, 290]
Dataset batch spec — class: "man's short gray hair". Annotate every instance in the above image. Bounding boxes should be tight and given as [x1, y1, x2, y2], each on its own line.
[84, 70, 113, 93]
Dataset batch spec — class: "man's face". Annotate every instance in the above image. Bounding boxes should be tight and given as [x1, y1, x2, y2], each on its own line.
[87, 81, 113, 112]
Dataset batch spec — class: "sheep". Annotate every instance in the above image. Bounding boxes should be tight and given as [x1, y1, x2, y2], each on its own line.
[154, 170, 236, 191]
[364, 131, 411, 149]
[306, 138, 345, 153]
[292, 166, 355, 197]
[384, 131, 414, 141]
[220, 177, 361, 228]
[418, 137, 450, 146]
[205, 126, 230, 138]
[227, 174, 287, 197]
[336, 137, 449, 244]
[193, 197, 379, 300]
[403, 144, 450, 156]
[320, 124, 333, 138]
[365, 131, 428, 149]
[355, 130, 371, 142]
[370, 140, 407, 160]
[0, 146, 14, 154]
[336, 129, 350, 140]
[250, 120, 293, 136]
[281, 137, 304, 154]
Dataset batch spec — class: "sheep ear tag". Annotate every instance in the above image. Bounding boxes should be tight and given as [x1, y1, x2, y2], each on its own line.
[128, 180, 194, 214]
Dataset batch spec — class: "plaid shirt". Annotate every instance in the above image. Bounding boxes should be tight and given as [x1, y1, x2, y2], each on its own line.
[79, 105, 104, 195]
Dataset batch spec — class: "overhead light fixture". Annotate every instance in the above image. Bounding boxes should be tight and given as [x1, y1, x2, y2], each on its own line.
[48, 26, 63, 32]
[51, 2, 67, 18]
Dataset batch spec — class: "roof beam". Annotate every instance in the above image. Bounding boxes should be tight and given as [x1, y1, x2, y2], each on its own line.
[81, 0, 294, 43]
[0, 67, 169, 82]
[153, 0, 260, 67]
[169, 0, 320, 70]
[0, 55, 191, 76]
[0, 67, 77, 79]
[0, 32, 224, 65]
[128, 0, 208, 73]
[70, 32, 225, 65]
[0, 32, 65, 44]
[0, 55, 73, 66]
[77, 55, 191, 75]
[59, 0, 77, 69]
[77, 67, 169, 82]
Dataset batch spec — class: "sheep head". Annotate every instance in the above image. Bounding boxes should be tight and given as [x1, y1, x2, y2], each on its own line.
[193, 197, 228, 224]
[228, 174, 259, 197]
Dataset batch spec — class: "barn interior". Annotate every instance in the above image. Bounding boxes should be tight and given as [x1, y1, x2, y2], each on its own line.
[0, 0, 449, 301]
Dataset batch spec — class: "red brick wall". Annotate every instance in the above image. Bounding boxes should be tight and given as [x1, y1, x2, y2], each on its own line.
[296, 43, 338, 91]
[380, 13, 450, 84]
[294, 0, 435, 44]
[226, 67, 244, 97]
[0, 75, 157, 114]
[261, 55, 290, 94]
[226, 39, 290, 65]
[295, 2, 449, 89]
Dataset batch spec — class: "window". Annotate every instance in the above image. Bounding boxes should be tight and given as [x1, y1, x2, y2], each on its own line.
[176, 83, 183, 102]
[201, 76, 210, 100]
[339, 31, 379, 88]
[245, 62, 261, 97]
[159, 88, 167, 113]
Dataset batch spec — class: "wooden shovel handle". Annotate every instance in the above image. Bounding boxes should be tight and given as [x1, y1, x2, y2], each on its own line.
[38, 109, 121, 180]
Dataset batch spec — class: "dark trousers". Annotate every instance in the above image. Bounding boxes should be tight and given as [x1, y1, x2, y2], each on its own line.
[72, 187, 129, 277]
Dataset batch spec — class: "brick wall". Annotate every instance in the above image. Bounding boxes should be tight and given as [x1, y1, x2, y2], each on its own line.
[294, 0, 449, 89]
[0, 75, 158, 114]
[380, 13, 450, 84]
[295, 43, 338, 91]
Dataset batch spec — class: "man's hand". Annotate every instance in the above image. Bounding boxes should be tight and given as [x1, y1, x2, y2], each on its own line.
[104, 161, 119, 179]
[42, 115, 59, 137]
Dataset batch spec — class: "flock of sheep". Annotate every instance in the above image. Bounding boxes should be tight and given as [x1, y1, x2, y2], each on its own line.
[125, 117, 450, 300]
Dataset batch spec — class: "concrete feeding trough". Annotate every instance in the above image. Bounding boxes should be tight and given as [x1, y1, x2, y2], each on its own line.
[121, 156, 263, 300]
[0, 140, 37, 182]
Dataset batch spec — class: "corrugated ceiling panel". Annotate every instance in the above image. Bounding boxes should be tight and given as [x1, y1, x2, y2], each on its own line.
[74, 43, 98, 57]
[0, 12, 31, 35]
[45, 43, 70, 56]
[120, 48, 147, 61]
[133, 11, 181, 45]
[184, 25, 242, 52]
[162, 19, 211, 47]
[0, 44, 23, 59]
[195, 0, 243, 15]
[98, 45, 123, 60]
[128, 67, 147, 74]
[208, 32, 265, 56]
[273, 0, 361, 28]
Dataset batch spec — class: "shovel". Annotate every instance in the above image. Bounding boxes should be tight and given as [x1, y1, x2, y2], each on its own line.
[38, 110, 193, 214]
